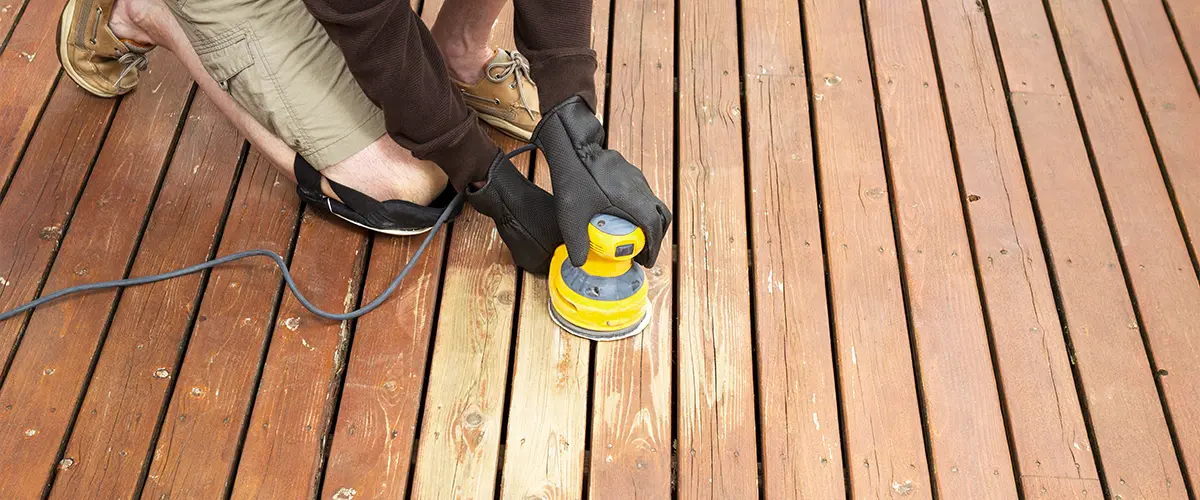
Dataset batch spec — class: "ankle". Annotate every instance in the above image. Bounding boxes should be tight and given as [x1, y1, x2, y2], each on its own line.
[108, 0, 163, 46]
[435, 37, 492, 83]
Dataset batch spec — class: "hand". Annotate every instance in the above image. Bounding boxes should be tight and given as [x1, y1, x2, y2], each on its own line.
[532, 96, 672, 267]
[466, 152, 563, 274]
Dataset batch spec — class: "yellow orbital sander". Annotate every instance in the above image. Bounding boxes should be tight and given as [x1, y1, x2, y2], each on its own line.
[548, 215, 652, 341]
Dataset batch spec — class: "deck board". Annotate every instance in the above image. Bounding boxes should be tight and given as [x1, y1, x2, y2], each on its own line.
[988, 0, 1188, 496]
[675, 0, 759, 495]
[48, 92, 244, 500]
[586, 0, 675, 496]
[498, 0, 610, 496]
[0, 0, 73, 198]
[140, 149, 301, 498]
[2, 0, 1199, 497]
[0, 49, 193, 497]
[740, 0, 844, 496]
[1048, 0, 1200, 490]
[802, 0, 932, 496]
[862, 0, 1017, 495]
[922, 0, 1100, 496]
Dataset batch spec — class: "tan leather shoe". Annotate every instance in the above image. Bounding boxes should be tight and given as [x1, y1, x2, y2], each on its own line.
[454, 49, 540, 142]
[58, 0, 154, 97]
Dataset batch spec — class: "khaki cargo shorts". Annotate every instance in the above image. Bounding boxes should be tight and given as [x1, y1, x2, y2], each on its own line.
[168, 0, 385, 169]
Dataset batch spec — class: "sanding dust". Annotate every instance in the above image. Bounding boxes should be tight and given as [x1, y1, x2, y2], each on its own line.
[332, 487, 357, 500]
[0, 277, 9, 286]
[284, 317, 300, 331]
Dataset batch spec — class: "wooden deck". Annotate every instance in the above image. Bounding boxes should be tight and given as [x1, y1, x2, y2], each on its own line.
[1, 0, 1199, 497]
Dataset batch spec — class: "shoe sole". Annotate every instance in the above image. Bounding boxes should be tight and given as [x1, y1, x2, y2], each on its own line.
[478, 114, 534, 142]
[320, 198, 434, 237]
[57, 0, 121, 98]
[331, 212, 434, 236]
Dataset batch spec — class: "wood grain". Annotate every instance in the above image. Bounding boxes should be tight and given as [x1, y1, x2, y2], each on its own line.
[801, 0, 932, 496]
[586, 0, 674, 496]
[740, 0, 844, 497]
[1108, 0, 1200, 483]
[0, 0, 32, 55]
[48, 93, 244, 500]
[0, 83, 115, 366]
[230, 210, 369, 498]
[408, 147, 527, 499]
[140, 150, 301, 498]
[922, 0, 1099, 496]
[862, 0, 1017, 496]
[0, 51, 193, 497]
[988, 0, 1187, 496]
[406, 3, 531, 498]
[318, 228, 447, 499]
[0, 0, 74, 194]
[675, 0, 758, 496]
[317, 2, 445, 496]
[1043, 0, 1200, 491]
[497, 0, 609, 497]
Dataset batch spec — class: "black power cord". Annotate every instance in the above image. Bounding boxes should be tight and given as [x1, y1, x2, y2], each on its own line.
[0, 191, 462, 323]
[0, 144, 540, 323]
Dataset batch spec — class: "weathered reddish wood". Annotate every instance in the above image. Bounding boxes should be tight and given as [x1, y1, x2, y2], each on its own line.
[318, 3, 445, 496]
[498, 1, 608, 498]
[0, 0, 32, 54]
[0, 85, 115, 365]
[1111, 0, 1200, 481]
[318, 231, 447, 500]
[139, 150, 301, 497]
[586, 0, 673, 496]
[740, 0, 843, 496]
[0, 51, 193, 497]
[47, 93, 244, 499]
[675, 0, 758, 496]
[1106, 0, 1200, 247]
[988, 0, 1187, 497]
[922, 0, 1099, 496]
[230, 211, 369, 498]
[801, 0, 932, 496]
[0, 0, 74, 193]
[862, 0, 1018, 496]
[1045, 0, 1200, 490]
[1162, 0, 1198, 79]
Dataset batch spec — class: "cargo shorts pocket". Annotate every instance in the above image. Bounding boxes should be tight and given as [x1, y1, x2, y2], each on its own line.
[193, 28, 254, 91]
[192, 25, 309, 156]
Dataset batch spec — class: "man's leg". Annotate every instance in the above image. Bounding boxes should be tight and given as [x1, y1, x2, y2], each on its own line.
[107, 0, 447, 206]
[429, 0, 507, 84]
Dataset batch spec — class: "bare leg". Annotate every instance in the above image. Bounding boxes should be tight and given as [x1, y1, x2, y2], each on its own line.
[109, 0, 447, 205]
[430, 0, 509, 83]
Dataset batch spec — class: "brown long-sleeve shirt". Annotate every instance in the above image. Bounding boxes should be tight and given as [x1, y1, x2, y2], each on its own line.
[299, 0, 598, 191]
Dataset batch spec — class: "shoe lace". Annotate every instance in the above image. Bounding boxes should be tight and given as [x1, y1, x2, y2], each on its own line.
[486, 50, 536, 120]
[115, 52, 149, 92]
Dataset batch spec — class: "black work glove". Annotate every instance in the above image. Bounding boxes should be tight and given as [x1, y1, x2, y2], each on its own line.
[467, 151, 563, 275]
[532, 96, 672, 267]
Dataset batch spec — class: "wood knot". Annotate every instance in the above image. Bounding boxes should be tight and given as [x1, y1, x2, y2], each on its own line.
[496, 290, 515, 306]
[463, 412, 484, 428]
